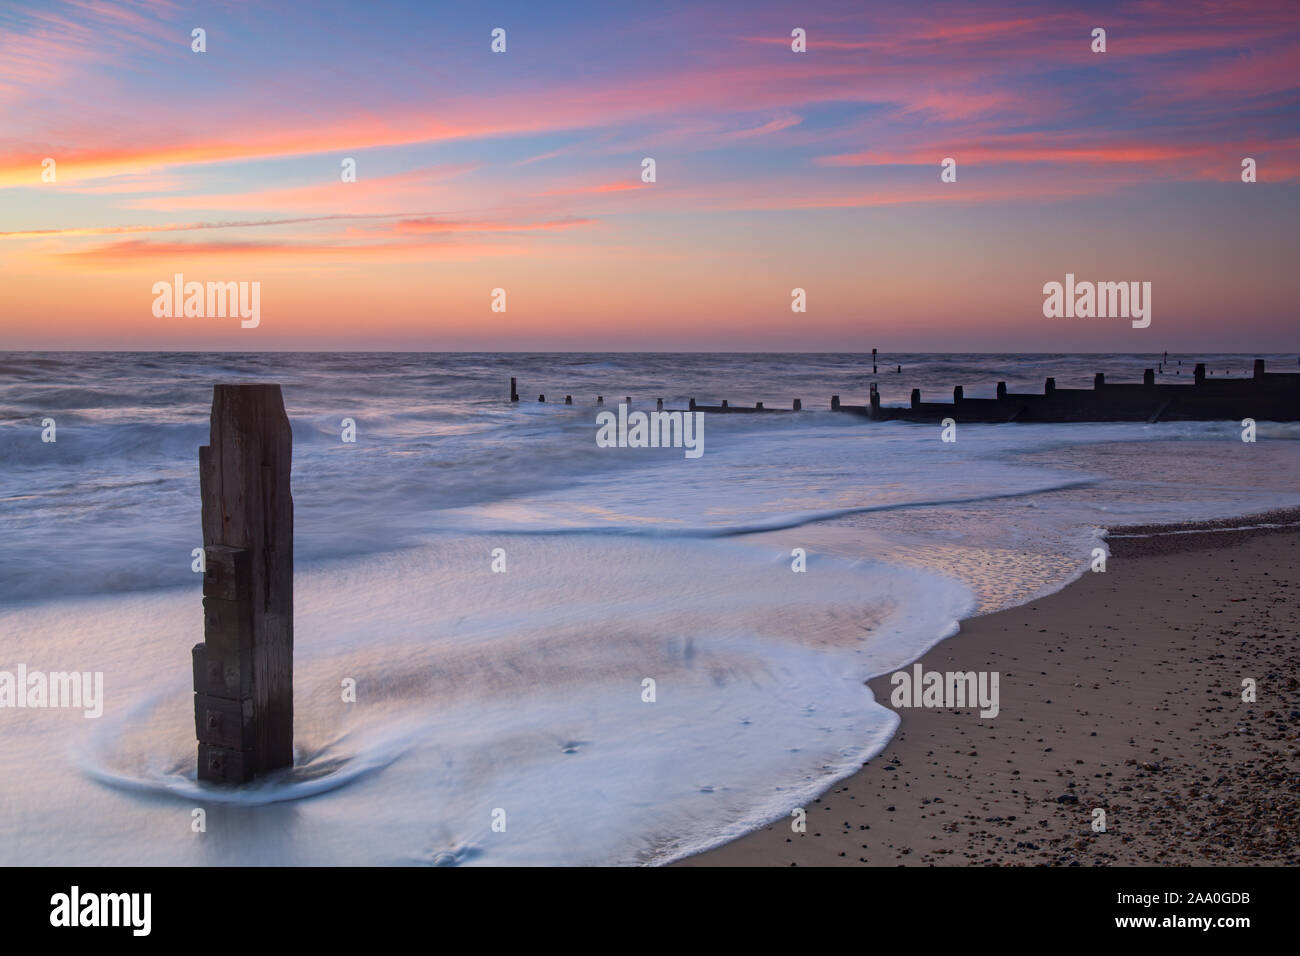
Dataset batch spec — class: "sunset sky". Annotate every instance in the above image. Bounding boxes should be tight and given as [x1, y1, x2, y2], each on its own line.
[1, 0, 1297, 351]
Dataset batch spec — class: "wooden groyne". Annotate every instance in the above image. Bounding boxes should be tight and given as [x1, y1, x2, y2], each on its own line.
[194, 384, 294, 783]
[841, 360, 1300, 423]
[512, 358, 1300, 423]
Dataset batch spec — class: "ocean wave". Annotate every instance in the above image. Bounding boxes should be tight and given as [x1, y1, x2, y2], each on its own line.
[447, 478, 1101, 539]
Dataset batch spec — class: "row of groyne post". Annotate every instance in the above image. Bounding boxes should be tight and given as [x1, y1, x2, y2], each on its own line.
[510, 359, 1300, 423]
[511, 378, 804, 413]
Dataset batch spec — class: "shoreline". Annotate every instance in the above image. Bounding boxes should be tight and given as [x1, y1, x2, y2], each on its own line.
[681, 507, 1300, 866]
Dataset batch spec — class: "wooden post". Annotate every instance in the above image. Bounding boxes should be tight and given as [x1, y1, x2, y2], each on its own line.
[954, 386, 963, 403]
[597, 396, 604, 405]
[538, 394, 545, 402]
[1045, 377, 1055, 394]
[872, 347, 877, 374]
[910, 388, 921, 409]
[565, 395, 572, 405]
[657, 398, 663, 410]
[689, 398, 696, 410]
[1144, 368, 1155, 385]
[721, 399, 729, 408]
[755, 401, 764, 410]
[1194, 363, 1205, 384]
[831, 395, 840, 411]
[869, 384, 880, 413]
[996, 382, 1007, 400]
[510, 377, 519, 403]
[1254, 359, 1265, 379]
[1094, 372, 1105, 388]
[196, 384, 293, 783]
[793, 398, 801, 411]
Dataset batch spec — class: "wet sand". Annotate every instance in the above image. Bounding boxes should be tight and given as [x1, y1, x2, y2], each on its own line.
[684, 509, 1300, 866]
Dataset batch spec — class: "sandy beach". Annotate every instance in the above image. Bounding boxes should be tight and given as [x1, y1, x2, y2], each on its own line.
[685, 509, 1300, 866]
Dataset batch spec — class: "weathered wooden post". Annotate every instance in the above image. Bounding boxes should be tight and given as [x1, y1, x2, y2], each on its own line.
[657, 398, 663, 410]
[1045, 377, 1056, 395]
[1254, 359, 1266, 380]
[910, 388, 921, 409]
[565, 395, 573, 405]
[756, 401, 764, 410]
[597, 396, 604, 405]
[793, 399, 801, 411]
[721, 399, 729, 409]
[1094, 372, 1105, 388]
[954, 386, 964, 403]
[689, 398, 696, 410]
[1194, 363, 1205, 385]
[510, 377, 519, 403]
[869, 384, 880, 414]
[872, 347, 878, 374]
[538, 394, 545, 402]
[996, 382, 1007, 400]
[194, 384, 293, 783]
[1144, 368, 1155, 385]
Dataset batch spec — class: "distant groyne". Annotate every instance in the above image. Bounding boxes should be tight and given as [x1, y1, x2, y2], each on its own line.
[511, 359, 1300, 423]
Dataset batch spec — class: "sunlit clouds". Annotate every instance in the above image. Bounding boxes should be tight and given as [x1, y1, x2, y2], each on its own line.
[1, 0, 1297, 349]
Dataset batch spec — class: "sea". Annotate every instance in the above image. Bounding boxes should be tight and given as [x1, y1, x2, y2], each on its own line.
[1, 352, 1298, 865]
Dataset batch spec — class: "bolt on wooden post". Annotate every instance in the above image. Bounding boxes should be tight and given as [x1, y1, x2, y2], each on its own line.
[193, 384, 294, 783]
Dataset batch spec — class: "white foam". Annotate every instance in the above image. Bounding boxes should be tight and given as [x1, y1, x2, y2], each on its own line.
[2, 536, 972, 865]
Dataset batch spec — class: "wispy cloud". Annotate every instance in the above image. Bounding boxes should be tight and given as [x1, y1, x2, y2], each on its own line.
[2, 0, 1297, 348]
